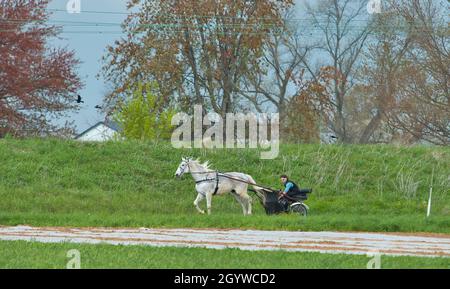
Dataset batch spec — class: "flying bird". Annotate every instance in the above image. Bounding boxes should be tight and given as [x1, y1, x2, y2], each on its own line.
[76, 95, 84, 104]
[95, 105, 102, 110]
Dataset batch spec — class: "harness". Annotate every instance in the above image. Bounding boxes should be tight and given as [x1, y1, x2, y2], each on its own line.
[179, 160, 278, 197]
[195, 171, 220, 195]
[180, 162, 220, 195]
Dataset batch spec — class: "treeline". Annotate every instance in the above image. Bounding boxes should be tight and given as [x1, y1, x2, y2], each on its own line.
[102, 0, 449, 145]
[1, 1, 448, 145]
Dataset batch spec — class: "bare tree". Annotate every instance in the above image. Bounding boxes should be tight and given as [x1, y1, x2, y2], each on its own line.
[355, 10, 413, 143]
[240, 11, 315, 116]
[385, 0, 449, 145]
[302, 0, 372, 142]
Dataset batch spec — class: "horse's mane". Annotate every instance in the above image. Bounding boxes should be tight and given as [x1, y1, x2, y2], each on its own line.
[189, 158, 211, 170]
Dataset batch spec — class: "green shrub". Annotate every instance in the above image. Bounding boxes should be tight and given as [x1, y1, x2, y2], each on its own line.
[114, 82, 176, 140]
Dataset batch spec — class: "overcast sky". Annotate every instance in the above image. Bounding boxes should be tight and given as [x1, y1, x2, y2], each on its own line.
[48, 0, 128, 133]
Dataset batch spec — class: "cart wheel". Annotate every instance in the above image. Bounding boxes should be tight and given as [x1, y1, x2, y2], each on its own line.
[290, 203, 308, 216]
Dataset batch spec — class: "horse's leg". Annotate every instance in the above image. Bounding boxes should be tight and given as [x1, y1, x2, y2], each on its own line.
[238, 190, 252, 216]
[231, 190, 247, 216]
[246, 195, 252, 215]
[206, 192, 213, 215]
[242, 196, 249, 216]
[194, 193, 205, 214]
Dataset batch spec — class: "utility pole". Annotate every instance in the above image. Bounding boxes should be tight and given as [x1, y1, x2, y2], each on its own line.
[427, 167, 434, 218]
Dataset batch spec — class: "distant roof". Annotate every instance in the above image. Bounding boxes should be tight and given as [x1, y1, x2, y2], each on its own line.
[104, 120, 121, 132]
[75, 120, 121, 139]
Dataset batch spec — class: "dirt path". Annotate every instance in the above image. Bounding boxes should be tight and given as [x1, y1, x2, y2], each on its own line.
[1, 226, 449, 258]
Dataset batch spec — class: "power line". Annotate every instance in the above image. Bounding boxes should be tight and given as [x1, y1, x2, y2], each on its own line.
[1, 19, 282, 29]
[1, 18, 445, 31]
[43, 7, 449, 24]
[1, 11, 447, 37]
[3, 4, 448, 25]
[47, 8, 130, 16]
[0, 29, 444, 37]
[45, 8, 376, 23]
[2, 14, 447, 31]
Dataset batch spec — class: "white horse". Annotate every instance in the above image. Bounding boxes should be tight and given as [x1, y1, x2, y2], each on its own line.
[174, 157, 264, 215]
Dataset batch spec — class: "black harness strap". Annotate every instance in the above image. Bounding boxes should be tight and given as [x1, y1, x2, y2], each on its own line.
[213, 171, 219, 195]
[195, 171, 220, 195]
[195, 179, 215, 184]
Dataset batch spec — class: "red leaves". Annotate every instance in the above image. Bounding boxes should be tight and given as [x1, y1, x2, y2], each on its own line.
[0, 0, 83, 137]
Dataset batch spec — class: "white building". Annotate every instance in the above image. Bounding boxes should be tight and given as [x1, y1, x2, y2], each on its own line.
[75, 121, 120, 142]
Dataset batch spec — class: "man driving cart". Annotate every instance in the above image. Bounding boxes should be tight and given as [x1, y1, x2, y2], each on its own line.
[278, 174, 309, 212]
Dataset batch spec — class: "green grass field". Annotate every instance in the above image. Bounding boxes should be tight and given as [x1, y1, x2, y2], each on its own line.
[1, 240, 448, 269]
[0, 138, 448, 233]
[1, 139, 449, 269]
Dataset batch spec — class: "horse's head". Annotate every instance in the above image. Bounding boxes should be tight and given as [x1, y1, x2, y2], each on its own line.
[175, 157, 192, 178]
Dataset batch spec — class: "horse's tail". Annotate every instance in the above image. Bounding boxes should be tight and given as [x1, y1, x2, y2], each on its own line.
[246, 175, 266, 203]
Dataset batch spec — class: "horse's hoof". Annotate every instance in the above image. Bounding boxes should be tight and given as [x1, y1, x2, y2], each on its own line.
[199, 210, 205, 214]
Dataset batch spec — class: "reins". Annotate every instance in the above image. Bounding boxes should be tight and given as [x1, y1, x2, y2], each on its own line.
[189, 169, 277, 193]
[179, 160, 278, 199]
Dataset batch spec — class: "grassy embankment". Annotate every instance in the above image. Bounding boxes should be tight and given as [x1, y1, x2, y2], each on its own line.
[0, 138, 449, 233]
